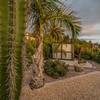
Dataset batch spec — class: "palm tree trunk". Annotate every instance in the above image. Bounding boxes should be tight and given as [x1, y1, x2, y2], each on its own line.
[29, 34, 44, 89]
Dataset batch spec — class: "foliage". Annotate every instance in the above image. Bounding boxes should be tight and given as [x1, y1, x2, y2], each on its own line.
[44, 60, 68, 79]
[81, 51, 93, 60]
[26, 0, 81, 89]
[43, 43, 52, 59]
[92, 51, 100, 64]
[26, 39, 36, 55]
[30, 0, 81, 40]
[25, 38, 36, 64]
[75, 40, 100, 64]
[81, 50, 100, 64]
[43, 36, 54, 59]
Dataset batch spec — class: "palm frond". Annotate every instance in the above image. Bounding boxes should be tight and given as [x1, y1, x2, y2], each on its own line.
[29, 0, 81, 40]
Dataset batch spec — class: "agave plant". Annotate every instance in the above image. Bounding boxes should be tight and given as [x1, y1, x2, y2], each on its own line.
[27, 0, 81, 89]
[0, 0, 25, 100]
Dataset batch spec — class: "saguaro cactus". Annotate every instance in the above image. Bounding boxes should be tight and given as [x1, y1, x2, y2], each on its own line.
[0, 0, 25, 100]
[0, 1, 10, 99]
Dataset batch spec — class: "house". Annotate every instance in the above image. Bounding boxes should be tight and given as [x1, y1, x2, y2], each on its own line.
[52, 42, 74, 60]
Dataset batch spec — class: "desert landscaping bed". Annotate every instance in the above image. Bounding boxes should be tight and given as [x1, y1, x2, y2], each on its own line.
[20, 60, 100, 100]
[22, 60, 100, 85]
[44, 60, 100, 83]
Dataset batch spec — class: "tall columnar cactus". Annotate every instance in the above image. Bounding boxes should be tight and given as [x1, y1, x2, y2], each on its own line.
[0, 1, 9, 99]
[15, 0, 25, 99]
[0, 0, 25, 100]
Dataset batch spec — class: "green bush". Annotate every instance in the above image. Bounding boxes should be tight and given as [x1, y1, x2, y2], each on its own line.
[26, 40, 36, 65]
[93, 51, 100, 64]
[80, 49, 100, 64]
[43, 43, 52, 59]
[44, 60, 68, 79]
[81, 51, 92, 60]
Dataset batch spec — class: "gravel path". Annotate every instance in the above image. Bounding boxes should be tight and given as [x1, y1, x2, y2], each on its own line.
[20, 71, 100, 100]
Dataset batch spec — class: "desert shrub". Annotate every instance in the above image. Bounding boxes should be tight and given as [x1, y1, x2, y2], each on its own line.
[81, 51, 92, 60]
[93, 51, 100, 64]
[26, 41, 36, 65]
[74, 65, 83, 72]
[43, 43, 52, 59]
[44, 60, 68, 78]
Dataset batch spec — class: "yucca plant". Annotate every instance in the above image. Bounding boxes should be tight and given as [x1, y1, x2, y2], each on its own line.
[0, 0, 25, 100]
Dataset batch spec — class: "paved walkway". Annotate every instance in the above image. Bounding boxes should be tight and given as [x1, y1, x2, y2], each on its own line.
[20, 71, 100, 100]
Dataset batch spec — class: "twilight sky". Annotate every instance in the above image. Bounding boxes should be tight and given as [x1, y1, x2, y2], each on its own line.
[65, 0, 100, 43]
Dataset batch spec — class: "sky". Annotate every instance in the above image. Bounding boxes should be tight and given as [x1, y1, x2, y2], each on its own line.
[64, 0, 100, 43]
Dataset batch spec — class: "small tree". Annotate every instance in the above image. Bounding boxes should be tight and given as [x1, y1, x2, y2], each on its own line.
[28, 0, 81, 89]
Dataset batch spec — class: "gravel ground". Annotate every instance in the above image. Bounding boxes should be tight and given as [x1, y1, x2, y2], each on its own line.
[20, 71, 100, 100]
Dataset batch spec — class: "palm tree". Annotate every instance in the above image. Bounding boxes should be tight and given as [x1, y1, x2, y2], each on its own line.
[0, 0, 25, 100]
[43, 25, 65, 59]
[28, 0, 81, 89]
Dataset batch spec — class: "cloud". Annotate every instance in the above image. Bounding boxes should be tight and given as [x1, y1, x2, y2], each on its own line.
[81, 23, 100, 35]
[65, 0, 100, 42]
[68, 0, 100, 24]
